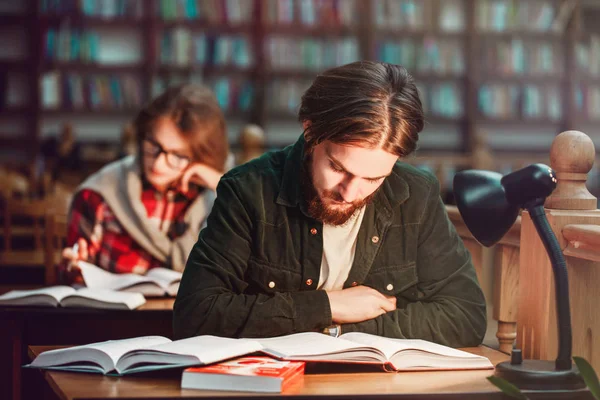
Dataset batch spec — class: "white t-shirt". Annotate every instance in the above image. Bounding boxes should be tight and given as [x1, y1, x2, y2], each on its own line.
[317, 206, 366, 291]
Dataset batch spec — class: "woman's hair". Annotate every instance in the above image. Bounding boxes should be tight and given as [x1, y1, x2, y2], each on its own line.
[134, 84, 229, 171]
[298, 61, 424, 157]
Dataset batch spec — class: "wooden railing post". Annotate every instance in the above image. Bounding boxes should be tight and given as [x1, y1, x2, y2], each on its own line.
[493, 219, 521, 354]
[517, 131, 600, 367]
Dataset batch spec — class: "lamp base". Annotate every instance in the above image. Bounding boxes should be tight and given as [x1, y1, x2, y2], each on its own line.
[495, 359, 585, 391]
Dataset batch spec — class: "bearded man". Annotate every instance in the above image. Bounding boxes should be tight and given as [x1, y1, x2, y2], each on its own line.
[173, 61, 487, 347]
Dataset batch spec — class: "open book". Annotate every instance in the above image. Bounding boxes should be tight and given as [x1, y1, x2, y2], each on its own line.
[256, 332, 494, 371]
[0, 286, 145, 310]
[78, 261, 182, 297]
[26, 332, 492, 375]
[27, 335, 263, 376]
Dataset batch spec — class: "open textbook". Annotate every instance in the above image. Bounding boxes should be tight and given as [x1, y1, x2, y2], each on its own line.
[78, 261, 182, 297]
[27, 335, 264, 376]
[0, 286, 145, 310]
[26, 332, 493, 376]
[256, 332, 494, 371]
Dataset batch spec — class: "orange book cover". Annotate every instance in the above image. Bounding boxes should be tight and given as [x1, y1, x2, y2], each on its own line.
[181, 356, 305, 393]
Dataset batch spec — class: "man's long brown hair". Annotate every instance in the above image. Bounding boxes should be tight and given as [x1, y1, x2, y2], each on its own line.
[298, 61, 424, 157]
[133, 84, 229, 172]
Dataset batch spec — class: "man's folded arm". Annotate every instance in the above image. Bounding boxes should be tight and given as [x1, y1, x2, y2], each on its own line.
[173, 177, 332, 339]
[341, 180, 487, 348]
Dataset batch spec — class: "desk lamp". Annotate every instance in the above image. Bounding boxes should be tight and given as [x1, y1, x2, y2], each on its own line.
[453, 163, 585, 390]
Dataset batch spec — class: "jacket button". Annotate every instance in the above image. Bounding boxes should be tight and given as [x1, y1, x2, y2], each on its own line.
[310, 228, 318, 235]
[305, 278, 313, 286]
[386, 283, 394, 291]
[371, 236, 379, 243]
[351, 281, 358, 287]
[268, 281, 275, 288]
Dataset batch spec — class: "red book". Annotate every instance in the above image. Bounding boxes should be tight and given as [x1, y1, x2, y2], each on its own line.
[181, 356, 305, 393]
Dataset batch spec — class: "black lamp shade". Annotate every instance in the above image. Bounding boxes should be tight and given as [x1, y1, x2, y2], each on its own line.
[453, 170, 520, 247]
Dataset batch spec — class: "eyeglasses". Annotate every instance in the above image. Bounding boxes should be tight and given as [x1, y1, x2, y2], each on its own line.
[142, 138, 191, 170]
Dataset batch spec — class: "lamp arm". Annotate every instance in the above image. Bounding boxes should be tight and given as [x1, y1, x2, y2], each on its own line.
[527, 203, 573, 371]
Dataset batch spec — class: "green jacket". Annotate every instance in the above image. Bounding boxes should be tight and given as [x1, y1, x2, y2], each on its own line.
[174, 136, 487, 347]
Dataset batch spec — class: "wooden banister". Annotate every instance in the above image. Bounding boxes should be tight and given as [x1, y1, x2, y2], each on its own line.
[446, 206, 484, 282]
[562, 224, 600, 262]
[545, 131, 598, 210]
[446, 205, 473, 239]
[447, 204, 522, 354]
[517, 130, 600, 371]
[493, 215, 521, 354]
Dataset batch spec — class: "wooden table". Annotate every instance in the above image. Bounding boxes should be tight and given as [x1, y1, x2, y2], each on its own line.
[25, 345, 518, 399]
[1, 297, 175, 400]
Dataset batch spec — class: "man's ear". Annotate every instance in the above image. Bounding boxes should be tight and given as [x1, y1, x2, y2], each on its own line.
[302, 120, 311, 136]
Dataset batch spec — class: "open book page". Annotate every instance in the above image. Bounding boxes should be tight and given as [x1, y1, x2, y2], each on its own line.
[29, 336, 171, 374]
[0, 286, 76, 306]
[61, 289, 146, 310]
[255, 332, 386, 363]
[78, 261, 159, 291]
[340, 332, 493, 370]
[144, 268, 181, 296]
[78, 262, 180, 296]
[145, 267, 181, 285]
[115, 335, 263, 374]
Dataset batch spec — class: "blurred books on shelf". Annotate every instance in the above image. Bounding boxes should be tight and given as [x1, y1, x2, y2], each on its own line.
[373, 0, 465, 32]
[479, 38, 562, 76]
[206, 76, 254, 114]
[158, 29, 253, 68]
[0, 0, 591, 167]
[267, 79, 312, 116]
[417, 82, 464, 120]
[44, 26, 100, 63]
[476, 0, 557, 32]
[263, 0, 358, 27]
[40, 0, 144, 18]
[266, 36, 359, 71]
[575, 84, 600, 121]
[478, 83, 562, 121]
[156, 0, 254, 24]
[376, 38, 465, 75]
[576, 34, 600, 78]
[40, 71, 142, 112]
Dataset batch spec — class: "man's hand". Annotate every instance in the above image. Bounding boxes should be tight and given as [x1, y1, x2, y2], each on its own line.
[326, 286, 397, 324]
[180, 163, 223, 192]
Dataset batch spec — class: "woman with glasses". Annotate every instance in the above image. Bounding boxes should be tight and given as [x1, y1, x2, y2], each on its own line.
[61, 84, 229, 282]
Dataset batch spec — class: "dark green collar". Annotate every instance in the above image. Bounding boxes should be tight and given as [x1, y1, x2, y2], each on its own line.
[275, 135, 307, 212]
[275, 135, 411, 216]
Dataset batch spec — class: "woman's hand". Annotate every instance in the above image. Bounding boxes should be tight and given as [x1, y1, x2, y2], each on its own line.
[180, 163, 223, 192]
[60, 238, 88, 285]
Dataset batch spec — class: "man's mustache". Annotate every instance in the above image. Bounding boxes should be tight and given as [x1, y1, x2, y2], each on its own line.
[322, 189, 361, 206]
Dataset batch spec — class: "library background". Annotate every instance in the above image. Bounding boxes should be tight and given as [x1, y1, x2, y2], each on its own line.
[0, 0, 599, 279]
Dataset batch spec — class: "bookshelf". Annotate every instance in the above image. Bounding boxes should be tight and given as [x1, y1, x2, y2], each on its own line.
[0, 0, 589, 171]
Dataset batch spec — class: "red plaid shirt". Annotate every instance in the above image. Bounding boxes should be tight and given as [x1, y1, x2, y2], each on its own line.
[67, 183, 199, 274]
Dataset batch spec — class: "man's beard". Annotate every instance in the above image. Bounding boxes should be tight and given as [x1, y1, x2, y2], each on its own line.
[302, 154, 377, 226]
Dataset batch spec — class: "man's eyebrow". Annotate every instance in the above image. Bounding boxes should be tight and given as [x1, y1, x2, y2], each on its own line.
[325, 147, 391, 180]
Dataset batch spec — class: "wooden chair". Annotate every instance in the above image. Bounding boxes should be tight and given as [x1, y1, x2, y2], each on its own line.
[1, 185, 72, 277]
[44, 210, 68, 285]
[43, 186, 72, 285]
[1, 197, 49, 268]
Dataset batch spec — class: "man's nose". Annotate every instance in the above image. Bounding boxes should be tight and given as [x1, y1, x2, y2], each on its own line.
[339, 177, 361, 203]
